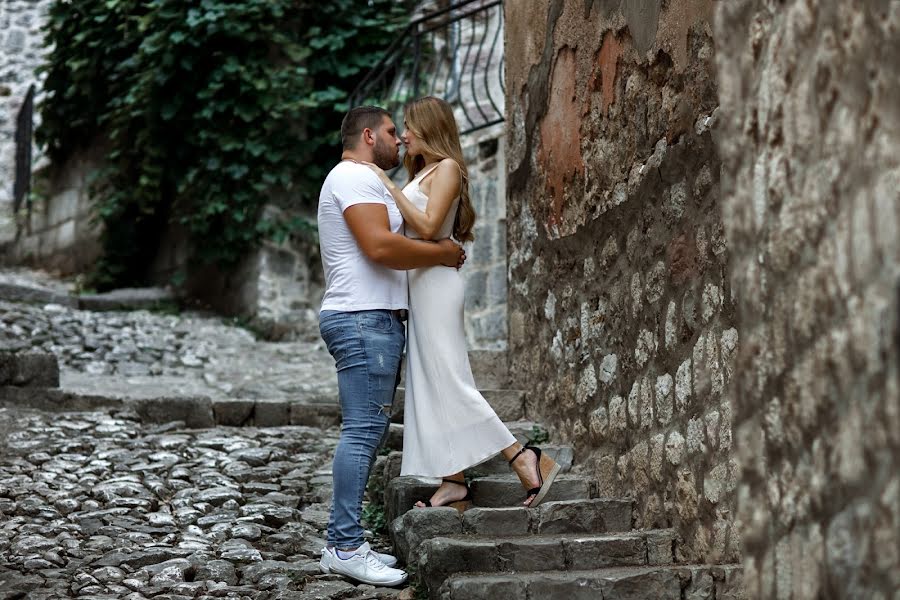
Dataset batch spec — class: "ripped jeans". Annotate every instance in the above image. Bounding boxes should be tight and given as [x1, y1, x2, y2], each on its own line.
[319, 309, 405, 550]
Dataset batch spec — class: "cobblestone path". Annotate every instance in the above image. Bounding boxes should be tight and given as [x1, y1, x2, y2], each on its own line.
[0, 270, 403, 599]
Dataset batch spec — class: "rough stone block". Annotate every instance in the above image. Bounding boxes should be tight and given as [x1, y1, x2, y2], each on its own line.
[440, 574, 527, 600]
[562, 534, 647, 570]
[381, 451, 403, 487]
[253, 400, 290, 427]
[212, 399, 254, 426]
[0, 387, 122, 412]
[461, 506, 530, 535]
[386, 422, 403, 451]
[646, 529, 675, 565]
[496, 536, 565, 571]
[418, 537, 498, 594]
[438, 568, 684, 600]
[0, 352, 59, 387]
[525, 573, 607, 600]
[595, 567, 682, 600]
[535, 498, 632, 534]
[129, 396, 215, 429]
[385, 476, 440, 524]
[390, 507, 462, 563]
[289, 403, 341, 428]
[469, 475, 590, 507]
[714, 565, 746, 600]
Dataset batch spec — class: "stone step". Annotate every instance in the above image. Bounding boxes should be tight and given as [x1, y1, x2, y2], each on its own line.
[470, 474, 591, 507]
[390, 498, 634, 561]
[399, 348, 509, 389]
[0, 281, 77, 308]
[391, 387, 526, 422]
[435, 564, 746, 600]
[76, 287, 176, 311]
[416, 530, 677, 594]
[384, 474, 592, 523]
[0, 351, 60, 388]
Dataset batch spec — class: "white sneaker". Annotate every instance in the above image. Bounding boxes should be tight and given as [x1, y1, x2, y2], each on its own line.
[319, 544, 399, 572]
[321, 542, 407, 586]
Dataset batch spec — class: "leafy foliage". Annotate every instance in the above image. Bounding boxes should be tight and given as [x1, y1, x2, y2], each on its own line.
[38, 0, 412, 289]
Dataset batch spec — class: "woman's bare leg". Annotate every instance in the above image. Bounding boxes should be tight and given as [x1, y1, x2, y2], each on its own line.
[502, 442, 542, 506]
[414, 471, 468, 508]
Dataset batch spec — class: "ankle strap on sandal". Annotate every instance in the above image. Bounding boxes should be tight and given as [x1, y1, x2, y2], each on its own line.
[442, 478, 468, 487]
[508, 443, 534, 466]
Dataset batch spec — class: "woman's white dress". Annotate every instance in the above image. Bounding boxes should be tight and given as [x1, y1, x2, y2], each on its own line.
[399, 164, 516, 477]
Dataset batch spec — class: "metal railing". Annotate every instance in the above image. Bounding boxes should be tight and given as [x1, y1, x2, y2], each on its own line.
[349, 0, 505, 135]
[14, 85, 35, 222]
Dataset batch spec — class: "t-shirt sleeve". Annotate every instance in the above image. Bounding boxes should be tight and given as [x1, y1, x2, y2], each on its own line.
[332, 169, 387, 213]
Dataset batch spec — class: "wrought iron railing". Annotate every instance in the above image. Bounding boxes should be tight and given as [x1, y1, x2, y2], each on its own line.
[14, 85, 35, 222]
[349, 0, 505, 136]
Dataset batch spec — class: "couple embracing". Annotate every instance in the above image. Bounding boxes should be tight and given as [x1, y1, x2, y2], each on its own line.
[315, 97, 560, 586]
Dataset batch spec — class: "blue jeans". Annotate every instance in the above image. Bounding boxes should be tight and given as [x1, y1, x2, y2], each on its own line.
[319, 309, 405, 550]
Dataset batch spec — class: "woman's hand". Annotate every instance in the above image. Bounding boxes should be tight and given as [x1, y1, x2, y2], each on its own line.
[359, 161, 394, 189]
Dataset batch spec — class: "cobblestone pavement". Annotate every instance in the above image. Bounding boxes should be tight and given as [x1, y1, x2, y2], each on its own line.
[0, 269, 338, 403]
[0, 270, 406, 598]
[0, 408, 405, 599]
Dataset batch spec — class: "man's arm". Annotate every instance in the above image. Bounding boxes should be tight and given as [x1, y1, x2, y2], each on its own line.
[344, 203, 464, 270]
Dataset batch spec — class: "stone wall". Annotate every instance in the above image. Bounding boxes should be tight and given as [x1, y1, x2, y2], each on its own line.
[0, 0, 51, 242]
[5, 154, 103, 274]
[462, 125, 507, 349]
[505, 0, 738, 564]
[714, 2, 900, 597]
[151, 219, 324, 340]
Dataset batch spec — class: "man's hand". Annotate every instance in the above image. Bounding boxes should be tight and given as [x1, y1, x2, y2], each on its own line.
[437, 238, 466, 269]
[358, 161, 395, 190]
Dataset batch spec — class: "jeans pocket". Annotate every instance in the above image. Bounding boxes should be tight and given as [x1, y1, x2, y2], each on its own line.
[357, 311, 393, 333]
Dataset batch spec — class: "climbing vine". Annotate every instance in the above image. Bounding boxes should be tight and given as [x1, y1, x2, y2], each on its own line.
[38, 0, 412, 289]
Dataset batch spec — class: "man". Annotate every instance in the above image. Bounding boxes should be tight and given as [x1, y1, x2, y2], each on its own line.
[315, 106, 465, 586]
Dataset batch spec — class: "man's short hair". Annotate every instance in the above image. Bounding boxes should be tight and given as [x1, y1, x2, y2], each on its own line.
[341, 106, 391, 150]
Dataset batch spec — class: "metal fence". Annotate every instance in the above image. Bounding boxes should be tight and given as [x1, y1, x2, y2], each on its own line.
[350, 0, 505, 135]
[14, 85, 35, 221]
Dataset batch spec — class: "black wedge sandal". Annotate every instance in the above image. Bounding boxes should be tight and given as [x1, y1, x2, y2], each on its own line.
[417, 478, 473, 513]
[508, 443, 561, 508]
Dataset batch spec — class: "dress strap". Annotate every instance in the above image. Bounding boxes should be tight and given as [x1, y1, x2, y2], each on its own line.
[413, 162, 442, 182]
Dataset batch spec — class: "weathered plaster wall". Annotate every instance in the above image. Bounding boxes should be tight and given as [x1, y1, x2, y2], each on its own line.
[715, 2, 900, 597]
[0, 0, 51, 243]
[506, 0, 738, 564]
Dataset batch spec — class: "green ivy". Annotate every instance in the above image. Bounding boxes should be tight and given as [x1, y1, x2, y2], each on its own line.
[37, 0, 412, 289]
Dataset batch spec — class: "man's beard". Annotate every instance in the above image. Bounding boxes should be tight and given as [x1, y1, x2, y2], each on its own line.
[373, 137, 399, 170]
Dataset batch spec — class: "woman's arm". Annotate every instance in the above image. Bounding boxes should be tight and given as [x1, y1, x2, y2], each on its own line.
[363, 159, 461, 240]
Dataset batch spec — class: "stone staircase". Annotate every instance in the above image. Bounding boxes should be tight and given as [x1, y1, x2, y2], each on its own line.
[378, 349, 744, 599]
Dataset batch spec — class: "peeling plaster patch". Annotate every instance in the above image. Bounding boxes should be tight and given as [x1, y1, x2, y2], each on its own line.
[593, 31, 624, 115]
[538, 46, 585, 230]
[655, 0, 714, 72]
[622, 0, 661, 55]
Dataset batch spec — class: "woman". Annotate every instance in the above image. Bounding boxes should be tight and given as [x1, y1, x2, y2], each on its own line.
[361, 96, 559, 510]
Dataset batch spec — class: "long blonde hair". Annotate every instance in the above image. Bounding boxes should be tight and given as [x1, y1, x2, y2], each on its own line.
[403, 96, 475, 243]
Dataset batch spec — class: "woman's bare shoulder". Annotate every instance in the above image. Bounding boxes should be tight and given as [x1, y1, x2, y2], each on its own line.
[437, 157, 461, 171]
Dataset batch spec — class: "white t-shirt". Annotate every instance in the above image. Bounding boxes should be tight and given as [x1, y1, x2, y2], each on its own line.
[317, 161, 408, 312]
